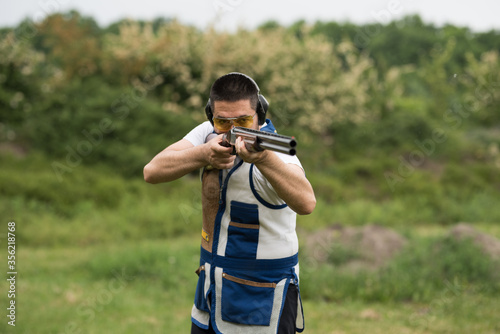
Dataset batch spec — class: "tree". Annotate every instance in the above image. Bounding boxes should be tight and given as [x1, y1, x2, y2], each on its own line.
[34, 11, 101, 79]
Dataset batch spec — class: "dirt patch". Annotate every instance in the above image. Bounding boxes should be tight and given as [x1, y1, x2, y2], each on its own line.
[0, 143, 28, 157]
[304, 224, 408, 271]
[303, 223, 500, 272]
[448, 223, 500, 260]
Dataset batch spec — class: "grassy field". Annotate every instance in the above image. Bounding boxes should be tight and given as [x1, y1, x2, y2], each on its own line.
[1, 154, 499, 333]
[1, 231, 499, 334]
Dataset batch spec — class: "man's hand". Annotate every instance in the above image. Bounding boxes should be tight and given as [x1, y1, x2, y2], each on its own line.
[235, 136, 270, 164]
[206, 134, 236, 169]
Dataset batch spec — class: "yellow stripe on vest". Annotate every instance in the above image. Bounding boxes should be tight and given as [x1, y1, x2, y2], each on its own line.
[202, 229, 209, 242]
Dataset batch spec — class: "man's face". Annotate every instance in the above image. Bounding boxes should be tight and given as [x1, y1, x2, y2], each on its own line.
[212, 99, 258, 133]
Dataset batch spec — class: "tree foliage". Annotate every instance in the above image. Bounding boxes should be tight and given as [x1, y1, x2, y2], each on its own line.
[0, 12, 499, 179]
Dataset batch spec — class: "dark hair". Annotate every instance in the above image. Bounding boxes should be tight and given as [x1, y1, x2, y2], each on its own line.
[209, 73, 259, 112]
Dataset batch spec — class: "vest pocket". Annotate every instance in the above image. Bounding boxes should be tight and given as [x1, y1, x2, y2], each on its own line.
[225, 201, 260, 259]
[221, 272, 276, 326]
[194, 265, 210, 312]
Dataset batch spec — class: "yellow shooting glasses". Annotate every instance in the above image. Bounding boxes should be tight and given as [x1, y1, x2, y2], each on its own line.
[212, 113, 257, 132]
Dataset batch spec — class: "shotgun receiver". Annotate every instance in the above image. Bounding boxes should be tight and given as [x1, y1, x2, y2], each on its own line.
[222, 127, 297, 156]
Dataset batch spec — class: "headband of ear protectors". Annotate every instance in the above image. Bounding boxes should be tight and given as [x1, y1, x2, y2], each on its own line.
[205, 72, 269, 126]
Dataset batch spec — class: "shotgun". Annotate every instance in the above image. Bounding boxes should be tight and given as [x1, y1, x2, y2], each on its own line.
[222, 127, 297, 156]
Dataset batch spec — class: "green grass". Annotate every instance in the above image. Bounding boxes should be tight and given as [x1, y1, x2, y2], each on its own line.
[0, 238, 200, 334]
[303, 296, 500, 334]
[1, 236, 498, 334]
[1, 153, 500, 333]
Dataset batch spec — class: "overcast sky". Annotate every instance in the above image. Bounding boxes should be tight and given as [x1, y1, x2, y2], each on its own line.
[1, 0, 500, 32]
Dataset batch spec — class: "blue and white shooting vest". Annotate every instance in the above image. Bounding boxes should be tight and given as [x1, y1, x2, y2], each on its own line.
[191, 126, 305, 333]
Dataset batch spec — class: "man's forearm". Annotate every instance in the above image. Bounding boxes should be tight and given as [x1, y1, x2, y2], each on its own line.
[144, 144, 208, 184]
[255, 152, 316, 215]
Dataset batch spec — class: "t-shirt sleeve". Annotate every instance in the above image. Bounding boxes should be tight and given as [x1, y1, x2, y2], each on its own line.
[275, 153, 303, 170]
[183, 121, 214, 146]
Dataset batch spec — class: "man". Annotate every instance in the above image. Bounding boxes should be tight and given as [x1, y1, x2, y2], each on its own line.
[144, 72, 316, 333]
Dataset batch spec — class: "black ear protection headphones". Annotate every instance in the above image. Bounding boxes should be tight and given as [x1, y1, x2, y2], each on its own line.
[205, 72, 269, 126]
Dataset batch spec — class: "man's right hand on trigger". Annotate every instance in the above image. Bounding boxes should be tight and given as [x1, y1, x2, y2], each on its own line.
[206, 134, 235, 170]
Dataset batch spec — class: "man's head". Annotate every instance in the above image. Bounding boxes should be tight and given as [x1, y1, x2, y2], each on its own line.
[205, 73, 268, 132]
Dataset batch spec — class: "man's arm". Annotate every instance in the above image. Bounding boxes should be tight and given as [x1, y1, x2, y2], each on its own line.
[143, 135, 235, 184]
[235, 137, 316, 215]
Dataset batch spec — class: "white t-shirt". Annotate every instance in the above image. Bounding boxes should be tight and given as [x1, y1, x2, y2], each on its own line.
[183, 121, 303, 206]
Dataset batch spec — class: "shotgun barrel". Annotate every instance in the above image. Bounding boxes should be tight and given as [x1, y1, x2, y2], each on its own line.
[223, 127, 297, 156]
